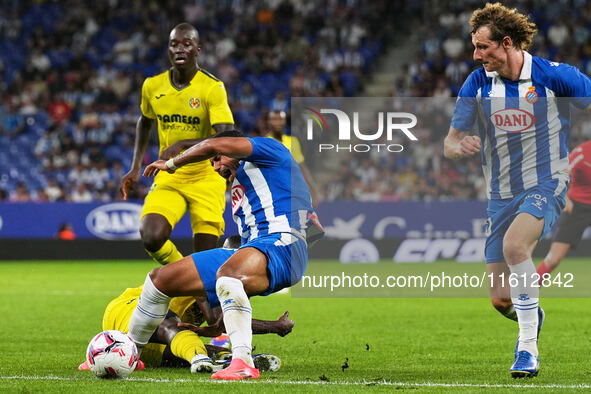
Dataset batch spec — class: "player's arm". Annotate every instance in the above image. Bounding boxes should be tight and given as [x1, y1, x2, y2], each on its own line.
[179, 311, 295, 337]
[158, 123, 235, 160]
[564, 194, 574, 214]
[299, 163, 321, 207]
[120, 115, 156, 200]
[290, 136, 321, 205]
[443, 126, 481, 160]
[251, 311, 295, 337]
[194, 296, 220, 326]
[144, 137, 253, 177]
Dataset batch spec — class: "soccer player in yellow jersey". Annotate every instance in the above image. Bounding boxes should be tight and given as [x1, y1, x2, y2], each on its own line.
[266, 109, 320, 205]
[120, 23, 234, 265]
[78, 284, 292, 372]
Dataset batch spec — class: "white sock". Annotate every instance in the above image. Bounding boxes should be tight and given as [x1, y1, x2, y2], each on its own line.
[508, 259, 539, 357]
[216, 276, 253, 367]
[127, 274, 172, 352]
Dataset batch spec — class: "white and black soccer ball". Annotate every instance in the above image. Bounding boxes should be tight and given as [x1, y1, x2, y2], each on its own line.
[86, 330, 138, 379]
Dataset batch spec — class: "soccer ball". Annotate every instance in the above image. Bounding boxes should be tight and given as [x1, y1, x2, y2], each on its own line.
[86, 330, 138, 379]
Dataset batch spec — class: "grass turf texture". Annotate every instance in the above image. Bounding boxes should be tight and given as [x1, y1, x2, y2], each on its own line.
[0, 259, 590, 393]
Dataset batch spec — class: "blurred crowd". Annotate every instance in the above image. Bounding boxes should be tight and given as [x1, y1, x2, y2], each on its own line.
[0, 0, 396, 202]
[2, 0, 590, 203]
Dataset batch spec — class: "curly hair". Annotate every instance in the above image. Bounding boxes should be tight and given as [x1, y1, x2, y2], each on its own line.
[470, 2, 538, 50]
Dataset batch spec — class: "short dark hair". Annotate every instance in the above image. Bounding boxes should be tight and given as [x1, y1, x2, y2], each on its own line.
[170, 23, 200, 44]
[222, 235, 242, 249]
[212, 129, 245, 138]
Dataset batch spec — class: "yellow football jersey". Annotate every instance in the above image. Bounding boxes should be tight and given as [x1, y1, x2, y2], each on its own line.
[102, 286, 198, 333]
[267, 134, 305, 164]
[141, 69, 234, 177]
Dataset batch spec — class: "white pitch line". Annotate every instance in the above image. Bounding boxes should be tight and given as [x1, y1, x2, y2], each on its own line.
[1, 375, 590, 389]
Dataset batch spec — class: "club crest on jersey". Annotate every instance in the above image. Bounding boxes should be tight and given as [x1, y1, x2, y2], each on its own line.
[490, 108, 535, 133]
[189, 97, 200, 109]
[525, 86, 538, 104]
[231, 185, 245, 214]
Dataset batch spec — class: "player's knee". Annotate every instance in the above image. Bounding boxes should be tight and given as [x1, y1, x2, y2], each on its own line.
[491, 297, 512, 315]
[140, 223, 169, 252]
[502, 239, 527, 263]
[216, 267, 244, 283]
[149, 267, 168, 293]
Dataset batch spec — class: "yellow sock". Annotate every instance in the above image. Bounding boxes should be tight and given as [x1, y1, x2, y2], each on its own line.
[170, 330, 207, 363]
[147, 240, 183, 265]
[140, 343, 165, 367]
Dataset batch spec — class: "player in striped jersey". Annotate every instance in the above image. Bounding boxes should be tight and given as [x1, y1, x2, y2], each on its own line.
[126, 130, 321, 380]
[265, 109, 320, 206]
[537, 141, 591, 276]
[444, 3, 591, 378]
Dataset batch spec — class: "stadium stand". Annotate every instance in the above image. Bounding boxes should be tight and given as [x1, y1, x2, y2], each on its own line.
[0, 0, 395, 202]
[4, 1, 589, 203]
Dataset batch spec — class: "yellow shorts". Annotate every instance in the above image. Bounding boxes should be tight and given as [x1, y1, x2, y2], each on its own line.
[141, 171, 227, 237]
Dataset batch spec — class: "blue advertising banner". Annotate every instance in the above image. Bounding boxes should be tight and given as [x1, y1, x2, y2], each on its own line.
[0, 201, 236, 239]
[318, 201, 488, 239]
[0, 201, 489, 239]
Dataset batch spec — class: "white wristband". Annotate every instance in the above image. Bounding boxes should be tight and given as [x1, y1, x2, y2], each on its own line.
[165, 158, 178, 170]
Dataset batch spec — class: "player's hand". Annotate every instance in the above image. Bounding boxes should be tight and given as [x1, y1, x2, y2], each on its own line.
[458, 135, 481, 158]
[160, 141, 187, 160]
[178, 315, 224, 337]
[275, 311, 295, 337]
[143, 160, 174, 177]
[119, 169, 140, 200]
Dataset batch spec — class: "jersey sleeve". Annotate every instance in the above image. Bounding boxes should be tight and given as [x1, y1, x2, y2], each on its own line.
[207, 82, 234, 126]
[290, 136, 305, 164]
[451, 70, 480, 132]
[140, 78, 156, 119]
[246, 137, 290, 167]
[568, 144, 585, 171]
[552, 63, 591, 108]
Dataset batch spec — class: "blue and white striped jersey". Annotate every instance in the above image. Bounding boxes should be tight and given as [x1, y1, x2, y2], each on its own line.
[230, 137, 313, 243]
[452, 51, 591, 200]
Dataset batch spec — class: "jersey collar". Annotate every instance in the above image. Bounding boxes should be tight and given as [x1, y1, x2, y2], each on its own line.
[168, 69, 196, 91]
[485, 50, 532, 80]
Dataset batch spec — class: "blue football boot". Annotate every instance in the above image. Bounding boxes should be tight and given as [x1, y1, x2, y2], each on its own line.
[514, 306, 544, 358]
[510, 350, 540, 378]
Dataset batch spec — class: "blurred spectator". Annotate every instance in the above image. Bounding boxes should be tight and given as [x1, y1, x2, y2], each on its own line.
[48, 93, 72, 124]
[45, 178, 64, 202]
[547, 18, 569, 49]
[9, 182, 31, 202]
[56, 222, 76, 240]
[269, 91, 289, 112]
[70, 184, 93, 202]
[0, 100, 25, 138]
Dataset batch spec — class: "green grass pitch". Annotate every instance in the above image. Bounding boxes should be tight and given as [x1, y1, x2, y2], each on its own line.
[0, 259, 590, 393]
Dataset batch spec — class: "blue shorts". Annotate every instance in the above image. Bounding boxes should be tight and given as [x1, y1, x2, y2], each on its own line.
[191, 248, 235, 307]
[485, 180, 566, 263]
[191, 233, 308, 306]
